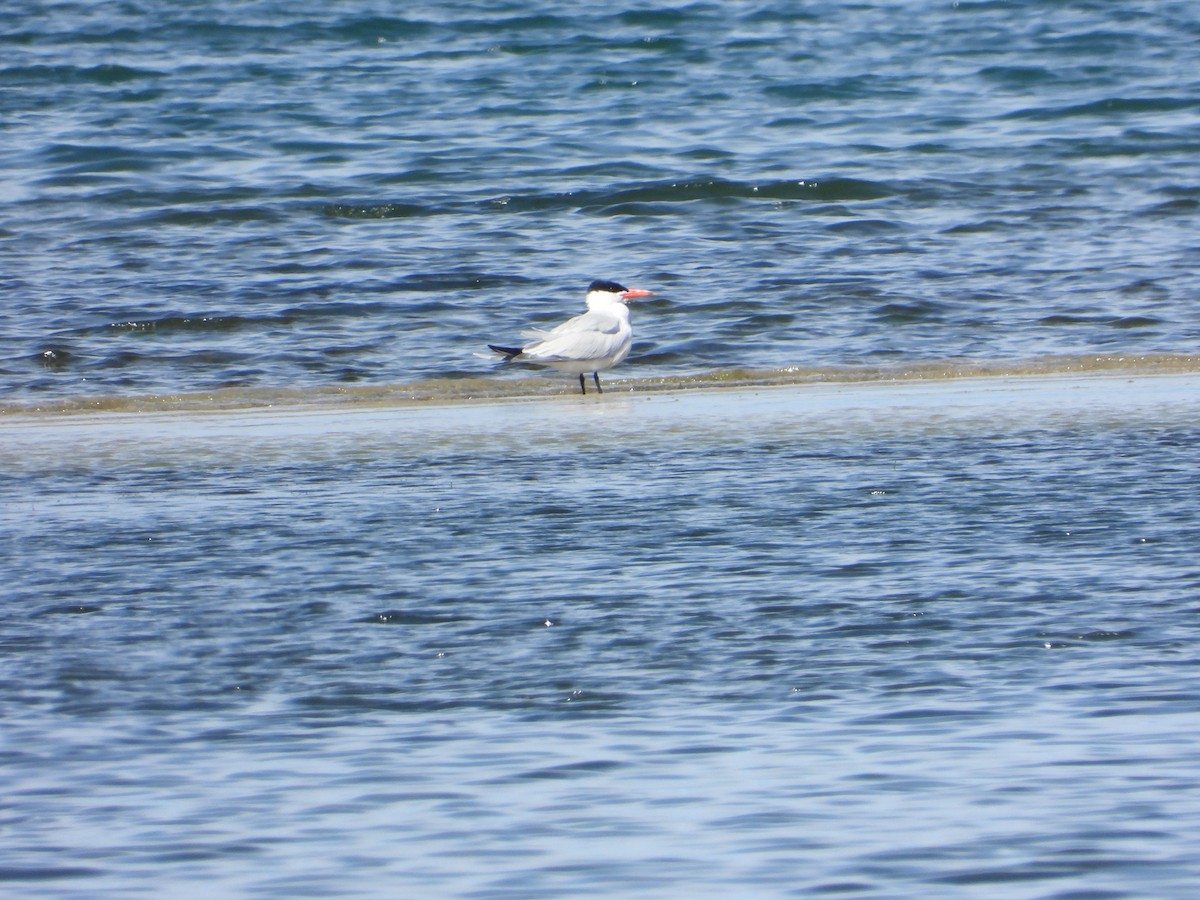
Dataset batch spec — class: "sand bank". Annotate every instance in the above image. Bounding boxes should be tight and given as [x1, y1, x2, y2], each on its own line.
[2, 370, 1198, 474]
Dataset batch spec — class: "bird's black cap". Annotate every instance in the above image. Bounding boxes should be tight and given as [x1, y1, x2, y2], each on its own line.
[588, 280, 628, 294]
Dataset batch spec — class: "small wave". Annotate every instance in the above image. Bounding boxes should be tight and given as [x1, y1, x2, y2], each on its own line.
[40, 142, 163, 174]
[1037, 314, 1165, 330]
[826, 218, 905, 235]
[763, 77, 914, 103]
[327, 15, 436, 43]
[488, 177, 895, 212]
[326, 177, 894, 221]
[872, 301, 950, 324]
[101, 314, 268, 334]
[976, 65, 1057, 87]
[1140, 197, 1199, 218]
[0, 63, 164, 86]
[388, 272, 535, 293]
[131, 206, 285, 227]
[324, 201, 436, 219]
[1003, 96, 1197, 121]
[83, 300, 416, 336]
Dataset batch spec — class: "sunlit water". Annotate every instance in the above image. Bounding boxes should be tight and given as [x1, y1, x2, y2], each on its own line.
[4, 0, 1200, 895]
[4, 374, 1200, 896]
[3, 1, 1199, 402]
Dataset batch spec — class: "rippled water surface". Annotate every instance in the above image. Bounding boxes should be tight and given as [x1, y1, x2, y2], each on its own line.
[3, 0, 1200, 401]
[5, 375, 1200, 896]
[4, 1, 1200, 896]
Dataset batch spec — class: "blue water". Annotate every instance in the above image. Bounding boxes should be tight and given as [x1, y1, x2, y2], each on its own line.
[5, 375, 1200, 896]
[4, 1, 1200, 896]
[3, 0, 1200, 402]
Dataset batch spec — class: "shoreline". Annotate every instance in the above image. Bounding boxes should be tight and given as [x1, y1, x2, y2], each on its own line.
[1, 369, 1197, 468]
[3, 351, 1200, 423]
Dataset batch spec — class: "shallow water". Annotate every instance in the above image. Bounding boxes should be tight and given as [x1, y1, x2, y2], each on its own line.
[4, 374, 1200, 896]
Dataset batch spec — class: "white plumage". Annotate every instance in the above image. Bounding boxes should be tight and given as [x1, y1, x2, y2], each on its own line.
[488, 280, 654, 394]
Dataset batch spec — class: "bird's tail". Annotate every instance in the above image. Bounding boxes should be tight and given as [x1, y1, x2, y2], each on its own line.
[488, 344, 523, 361]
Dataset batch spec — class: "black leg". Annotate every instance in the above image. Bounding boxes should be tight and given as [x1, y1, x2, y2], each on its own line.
[578, 373, 587, 395]
[593, 372, 603, 394]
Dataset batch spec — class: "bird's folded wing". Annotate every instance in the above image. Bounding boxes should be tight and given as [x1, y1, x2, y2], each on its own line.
[548, 310, 621, 336]
[521, 328, 625, 363]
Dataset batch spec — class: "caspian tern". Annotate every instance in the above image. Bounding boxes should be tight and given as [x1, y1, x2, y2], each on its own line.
[488, 280, 654, 394]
